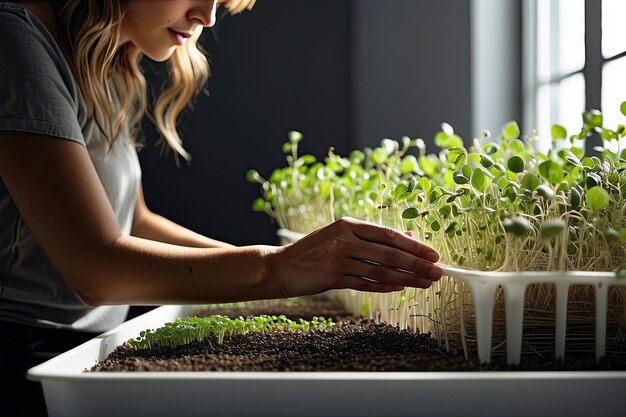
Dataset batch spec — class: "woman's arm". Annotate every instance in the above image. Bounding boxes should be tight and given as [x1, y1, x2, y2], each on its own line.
[132, 185, 235, 249]
[0, 131, 442, 307]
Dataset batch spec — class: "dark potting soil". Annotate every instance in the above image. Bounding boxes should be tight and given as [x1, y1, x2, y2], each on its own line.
[89, 297, 626, 373]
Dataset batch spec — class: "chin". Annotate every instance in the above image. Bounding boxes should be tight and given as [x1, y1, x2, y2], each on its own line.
[143, 47, 176, 62]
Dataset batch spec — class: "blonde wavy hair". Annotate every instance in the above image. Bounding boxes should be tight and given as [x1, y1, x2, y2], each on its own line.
[55, 0, 256, 161]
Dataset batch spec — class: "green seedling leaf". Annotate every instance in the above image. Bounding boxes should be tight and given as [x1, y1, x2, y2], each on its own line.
[471, 167, 486, 192]
[402, 208, 419, 219]
[586, 172, 602, 189]
[571, 146, 584, 159]
[381, 138, 398, 155]
[551, 124, 567, 140]
[483, 142, 499, 155]
[601, 128, 616, 141]
[400, 155, 419, 174]
[538, 160, 564, 183]
[502, 216, 532, 237]
[540, 219, 565, 240]
[288, 131, 303, 143]
[447, 147, 467, 168]
[565, 156, 583, 169]
[621, 101, 626, 117]
[246, 169, 264, 184]
[535, 184, 555, 200]
[418, 155, 438, 177]
[371, 147, 387, 164]
[393, 183, 408, 200]
[586, 186, 609, 211]
[501, 121, 520, 141]
[435, 123, 463, 148]
[407, 176, 417, 193]
[520, 172, 541, 191]
[419, 176, 431, 194]
[507, 155, 525, 173]
[491, 163, 506, 173]
[251, 197, 267, 212]
[453, 169, 469, 184]
[445, 222, 458, 236]
[582, 109, 603, 128]
[568, 187, 581, 210]
[349, 149, 365, 164]
[581, 156, 595, 169]
[480, 154, 494, 168]
[300, 154, 317, 164]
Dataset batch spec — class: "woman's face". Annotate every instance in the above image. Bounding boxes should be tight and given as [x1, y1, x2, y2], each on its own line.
[122, 0, 219, 61]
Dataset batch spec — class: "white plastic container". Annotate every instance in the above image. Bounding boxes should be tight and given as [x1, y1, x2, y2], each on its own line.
[26, 304, 626, 417]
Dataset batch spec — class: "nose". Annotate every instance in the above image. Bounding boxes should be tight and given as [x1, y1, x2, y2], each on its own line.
[187, 0, 218, 27]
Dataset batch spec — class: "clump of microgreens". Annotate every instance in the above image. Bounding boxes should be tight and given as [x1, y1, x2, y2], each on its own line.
[247, 102, 626, 356]
[249, 103, 626, 273]
[127, 314, 334, 350]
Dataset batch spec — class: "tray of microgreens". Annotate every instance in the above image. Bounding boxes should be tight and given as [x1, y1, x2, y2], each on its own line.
[247, 103, 626, 361]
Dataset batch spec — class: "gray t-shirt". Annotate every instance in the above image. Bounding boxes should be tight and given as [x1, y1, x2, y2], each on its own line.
[0, 2, 141, 331]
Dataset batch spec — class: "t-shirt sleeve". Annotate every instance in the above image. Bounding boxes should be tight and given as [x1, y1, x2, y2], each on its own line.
[0, 4, 85, 145]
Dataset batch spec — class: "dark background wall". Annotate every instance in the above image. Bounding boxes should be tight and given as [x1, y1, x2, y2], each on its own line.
[138, 0, 474, 247]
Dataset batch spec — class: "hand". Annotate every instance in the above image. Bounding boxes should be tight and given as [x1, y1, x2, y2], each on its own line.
[267, 217, 443, 298]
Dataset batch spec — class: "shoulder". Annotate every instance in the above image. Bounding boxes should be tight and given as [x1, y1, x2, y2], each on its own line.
[0, 2, 64, 60]
[0, 2, 77, 95]
[0, 3, 85, 145]
[0, 2, 44, 31]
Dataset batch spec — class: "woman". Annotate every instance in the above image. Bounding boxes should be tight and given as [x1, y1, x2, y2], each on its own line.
[0, 1, 443, 415]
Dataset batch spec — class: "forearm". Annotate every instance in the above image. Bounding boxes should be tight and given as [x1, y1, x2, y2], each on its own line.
[131, 211, 234, 249]
[74, 235, 283, 306]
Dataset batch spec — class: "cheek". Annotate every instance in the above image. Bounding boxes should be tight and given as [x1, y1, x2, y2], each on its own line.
[124, 1, 176, 35]
[122, 1, 185, 61]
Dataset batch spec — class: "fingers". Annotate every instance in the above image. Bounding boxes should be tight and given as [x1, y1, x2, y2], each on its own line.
[280, 218, 443, 296]
[338, 217, 440, 263]
[341, 256, 438, 288]
[340, 276, 405, 293]
[328, 218, 442, 285]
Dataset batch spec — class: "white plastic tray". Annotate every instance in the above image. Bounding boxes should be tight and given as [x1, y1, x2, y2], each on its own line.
[27, 304, 626, 417]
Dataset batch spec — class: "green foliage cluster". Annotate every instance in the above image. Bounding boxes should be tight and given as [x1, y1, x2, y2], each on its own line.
[248, 104, 626, 273]
[127, 314, 334, 350]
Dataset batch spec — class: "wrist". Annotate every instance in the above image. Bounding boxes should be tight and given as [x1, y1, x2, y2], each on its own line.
[255, 244, 290, 298]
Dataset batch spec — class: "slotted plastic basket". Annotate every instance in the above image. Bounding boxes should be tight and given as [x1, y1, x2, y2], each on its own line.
[277, 228, 626, 364]
[438, 265, 625, 364]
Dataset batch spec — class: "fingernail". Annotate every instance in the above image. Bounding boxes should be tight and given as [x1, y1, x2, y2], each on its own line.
[429, 267, 443, 281]
[426, 251, 439, 263]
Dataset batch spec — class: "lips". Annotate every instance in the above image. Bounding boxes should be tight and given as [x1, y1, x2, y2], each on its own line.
[168, 29, 192, 46]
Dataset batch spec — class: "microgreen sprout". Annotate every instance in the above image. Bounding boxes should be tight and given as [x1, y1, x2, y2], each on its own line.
[127, 314, 334, 350]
